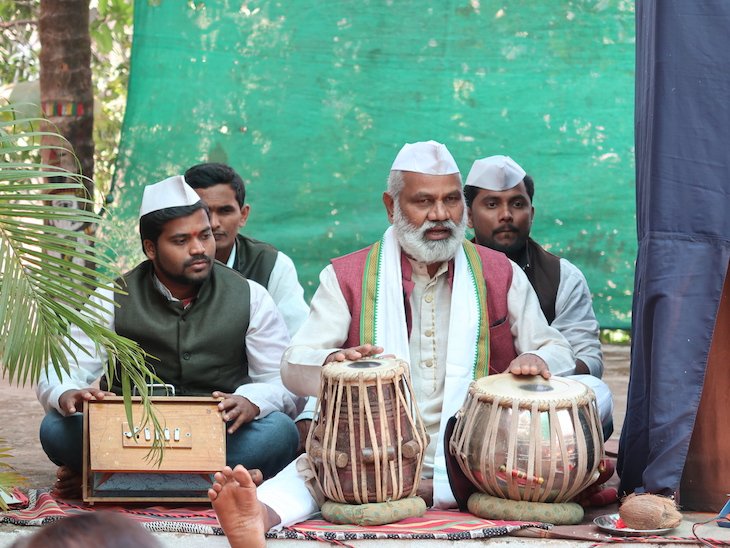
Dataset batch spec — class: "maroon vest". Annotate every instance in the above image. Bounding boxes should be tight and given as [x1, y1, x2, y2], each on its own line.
[331, 243, 517, 374]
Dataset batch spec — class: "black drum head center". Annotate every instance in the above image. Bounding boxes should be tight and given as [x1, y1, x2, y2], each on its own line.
[350, 360, 381, 369]
[520, 384, 554, 393]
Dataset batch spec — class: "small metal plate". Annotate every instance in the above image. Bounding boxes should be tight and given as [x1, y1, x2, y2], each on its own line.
[594, 513, 677, 537]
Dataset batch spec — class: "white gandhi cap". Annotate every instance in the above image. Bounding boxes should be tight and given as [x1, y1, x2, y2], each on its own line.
[465, 155, 526, 191]
[391, 140, 460, 175]
[139, 175, 202, 218]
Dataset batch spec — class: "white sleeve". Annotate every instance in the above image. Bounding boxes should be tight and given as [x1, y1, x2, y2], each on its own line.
[295, 396, 318, 422]
[507, 263, 575, 376]
[280, 265, 351, 398]
[235, 280, 305, 419]
[35, 286, 113, 415]
[553, 259, 603, 377]
[266, 252, 310, 337]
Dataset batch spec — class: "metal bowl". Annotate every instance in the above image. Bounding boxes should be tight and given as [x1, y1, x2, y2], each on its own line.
[593, 513, 678, 536]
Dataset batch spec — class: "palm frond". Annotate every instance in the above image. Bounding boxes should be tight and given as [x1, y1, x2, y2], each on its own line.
[0, 439, 25, 511]
[0, 103, 165, 466]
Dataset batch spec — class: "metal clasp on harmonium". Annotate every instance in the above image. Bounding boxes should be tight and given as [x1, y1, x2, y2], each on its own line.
[121, 424, 193, 448]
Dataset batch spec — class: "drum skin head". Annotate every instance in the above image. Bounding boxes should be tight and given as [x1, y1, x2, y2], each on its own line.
[322, 357, 407, 382]
[471, 373, 592, 406]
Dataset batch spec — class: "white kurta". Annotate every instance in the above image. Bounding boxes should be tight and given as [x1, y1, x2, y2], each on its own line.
[260, 256, 574, 526]
[553, 258, 603, 377]
[550, 258, 613, 428]
[281, 261, 574, 395]
[35, 276, 304, 420]
[225, 244, 310, 338]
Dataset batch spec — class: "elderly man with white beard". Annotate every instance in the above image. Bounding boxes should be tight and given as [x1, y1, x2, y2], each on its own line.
[207, 141, 574, 538]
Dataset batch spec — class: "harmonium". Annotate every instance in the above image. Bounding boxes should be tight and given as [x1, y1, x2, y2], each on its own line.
[82, 396, 225, 503]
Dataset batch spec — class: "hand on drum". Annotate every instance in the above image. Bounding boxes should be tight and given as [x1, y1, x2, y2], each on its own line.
[507, 354, 551, 379]
[58, 388, 115, 414]
[212, 392, 261, 434]
[324, 344, 385, 364]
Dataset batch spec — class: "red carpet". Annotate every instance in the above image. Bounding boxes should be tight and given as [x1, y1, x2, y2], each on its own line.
[1, 489, 548, 539]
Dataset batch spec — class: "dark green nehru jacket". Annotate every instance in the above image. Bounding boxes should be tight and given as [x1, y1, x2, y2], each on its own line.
[104, 261, 251, 396]
[233, 234, 278, 288]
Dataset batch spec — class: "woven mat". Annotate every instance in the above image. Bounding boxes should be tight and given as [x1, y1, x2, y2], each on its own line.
[0, 489, 222, 535]
[279, 509, 548, 541]
[1, 489, 549, 539]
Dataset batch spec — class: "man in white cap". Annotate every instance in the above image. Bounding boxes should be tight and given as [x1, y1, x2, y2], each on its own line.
[211, 141, 575, 534]
[36, 175, 304, 498]
[464, 155, 613, 437]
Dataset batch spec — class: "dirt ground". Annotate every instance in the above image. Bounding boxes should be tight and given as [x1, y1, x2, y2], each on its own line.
[0, 344, 630, 490]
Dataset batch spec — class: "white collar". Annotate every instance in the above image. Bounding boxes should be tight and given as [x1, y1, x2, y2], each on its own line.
[225, 239, 237, 269]
[152, 273, 179, 302]
[406, 256, 449, 279]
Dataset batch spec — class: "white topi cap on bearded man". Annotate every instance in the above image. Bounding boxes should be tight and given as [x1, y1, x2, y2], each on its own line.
[391, 140, 460, 175]
[139, 175, 202, 218]
[464, 155, 526, 191]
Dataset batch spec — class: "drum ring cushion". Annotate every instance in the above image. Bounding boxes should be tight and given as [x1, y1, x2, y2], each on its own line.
[468, 492, 584, 525]
[321, 496, 427, 526]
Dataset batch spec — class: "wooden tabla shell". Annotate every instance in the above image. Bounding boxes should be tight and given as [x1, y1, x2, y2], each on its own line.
[306, 358, 429, 504]
[449, 374, 603, 503]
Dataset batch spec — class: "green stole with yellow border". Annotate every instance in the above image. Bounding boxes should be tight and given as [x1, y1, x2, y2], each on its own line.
[359, 239, 491, 379]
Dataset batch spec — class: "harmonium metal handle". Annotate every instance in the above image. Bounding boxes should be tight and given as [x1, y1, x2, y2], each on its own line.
[132, 383, 176, 397]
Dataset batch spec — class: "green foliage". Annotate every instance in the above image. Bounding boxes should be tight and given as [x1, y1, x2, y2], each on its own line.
[600, 328, 631, 345]
[0, 0, 134, 207]
[0, 1, 38, 86]
[0, 439, 23, 511]
[89, 0, 133, 206]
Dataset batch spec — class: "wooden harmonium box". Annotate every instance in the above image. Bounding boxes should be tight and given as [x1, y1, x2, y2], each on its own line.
[82, 396, 225, 503]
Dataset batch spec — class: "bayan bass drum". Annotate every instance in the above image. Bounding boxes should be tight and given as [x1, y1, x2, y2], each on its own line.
[449, 374, 603, 503]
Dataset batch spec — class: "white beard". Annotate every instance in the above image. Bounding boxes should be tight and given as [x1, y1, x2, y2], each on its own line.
[392, 203, 467, 264]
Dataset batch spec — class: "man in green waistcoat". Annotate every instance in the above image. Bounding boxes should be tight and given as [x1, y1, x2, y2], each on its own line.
[184, 162, 309, 337]
[36, 175, 303, 498]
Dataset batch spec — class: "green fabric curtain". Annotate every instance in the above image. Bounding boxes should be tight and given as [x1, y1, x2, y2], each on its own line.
[109, 0, 635, 328]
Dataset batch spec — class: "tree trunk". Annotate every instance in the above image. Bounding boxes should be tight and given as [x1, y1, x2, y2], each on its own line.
[39, 0, 96, 267]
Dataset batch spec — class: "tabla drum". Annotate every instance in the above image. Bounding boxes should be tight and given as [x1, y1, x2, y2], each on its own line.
[306, 358, 429, 505]
[449, 374, 603, 503]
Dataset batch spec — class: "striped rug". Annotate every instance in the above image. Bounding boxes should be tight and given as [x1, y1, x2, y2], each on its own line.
[1, 489, 548, 539]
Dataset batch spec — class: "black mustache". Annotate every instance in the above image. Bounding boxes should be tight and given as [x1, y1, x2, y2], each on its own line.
[184, 255, 211, 267]
[494, 225, 518, 234]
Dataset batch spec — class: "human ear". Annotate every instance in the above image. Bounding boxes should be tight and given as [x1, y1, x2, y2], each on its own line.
[142, 239, 156, 260]
[383, 192, 395, 223]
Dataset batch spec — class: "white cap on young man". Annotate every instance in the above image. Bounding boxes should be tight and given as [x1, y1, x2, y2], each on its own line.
[465, 155, 526, 191]
[391, 140, 460, 175]
[139, 175, 201, 218]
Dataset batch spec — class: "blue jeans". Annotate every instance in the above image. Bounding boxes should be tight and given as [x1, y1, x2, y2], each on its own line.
[39, 409, 298, 480]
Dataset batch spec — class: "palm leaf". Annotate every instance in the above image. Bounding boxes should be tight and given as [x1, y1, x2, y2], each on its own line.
[0, 104, 168, 493]
[0, 439, 25, 512]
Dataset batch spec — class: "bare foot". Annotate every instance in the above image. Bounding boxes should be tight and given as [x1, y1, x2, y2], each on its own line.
[51, 466, 82, 499]
[208, 465, 267, 548]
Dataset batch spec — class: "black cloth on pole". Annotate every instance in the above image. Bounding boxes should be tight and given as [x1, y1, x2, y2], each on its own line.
[617, 0, 730, 495]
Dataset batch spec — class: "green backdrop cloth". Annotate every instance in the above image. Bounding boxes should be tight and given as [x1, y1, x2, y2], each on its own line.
[109, 0, 635, 328]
